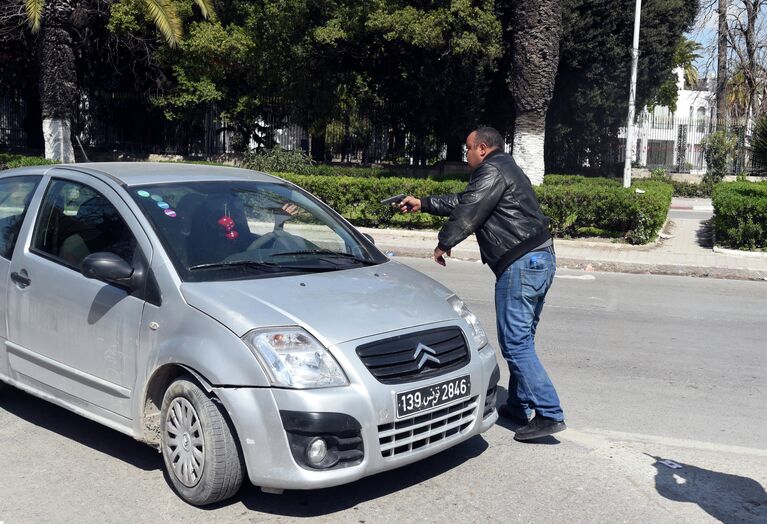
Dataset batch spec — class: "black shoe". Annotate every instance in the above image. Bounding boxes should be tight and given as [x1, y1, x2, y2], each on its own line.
[513, 416, 566, 441]
[497, 404, 531, 426]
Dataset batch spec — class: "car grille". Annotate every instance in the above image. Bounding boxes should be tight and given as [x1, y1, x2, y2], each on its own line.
[377, 397, 478, 458]
[356, 327, 470, 384]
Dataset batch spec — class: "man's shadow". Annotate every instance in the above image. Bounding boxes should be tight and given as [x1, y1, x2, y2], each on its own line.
[648, 455, 767, 523]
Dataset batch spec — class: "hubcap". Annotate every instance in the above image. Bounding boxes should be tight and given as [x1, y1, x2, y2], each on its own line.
[165, 397, 205, 487]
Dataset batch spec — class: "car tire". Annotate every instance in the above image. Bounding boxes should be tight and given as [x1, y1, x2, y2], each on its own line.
[160, 377, 244, 506]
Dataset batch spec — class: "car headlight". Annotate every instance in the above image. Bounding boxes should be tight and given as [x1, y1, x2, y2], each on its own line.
[243, 327, 349, 389]
[448, 295, 488, 349]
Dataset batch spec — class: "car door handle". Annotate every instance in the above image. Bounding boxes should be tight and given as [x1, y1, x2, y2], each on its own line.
[10, 271, 31, 288]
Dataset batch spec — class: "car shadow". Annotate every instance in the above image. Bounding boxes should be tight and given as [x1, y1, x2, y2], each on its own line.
[0, 386, 160, 471]
[648, 454, 767, 523]
[492, 386, 561, 445]
[2, 385, 492, 515]
[226, 434, 489, 516]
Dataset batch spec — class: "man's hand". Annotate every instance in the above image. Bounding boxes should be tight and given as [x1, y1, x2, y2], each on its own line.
[281, 203, 300, 216]
[399, 196, 421, 213]
[433, 247, 451, 266]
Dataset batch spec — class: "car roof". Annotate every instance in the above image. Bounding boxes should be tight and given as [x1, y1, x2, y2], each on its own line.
[20, 162, 282, 187]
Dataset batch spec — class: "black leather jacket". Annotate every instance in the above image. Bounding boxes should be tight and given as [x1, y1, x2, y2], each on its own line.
[421, 150, 551, 278]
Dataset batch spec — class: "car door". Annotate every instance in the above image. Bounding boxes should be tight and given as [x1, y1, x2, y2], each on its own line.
[0, 175, 43, 382]
[6, 170, 152, 421]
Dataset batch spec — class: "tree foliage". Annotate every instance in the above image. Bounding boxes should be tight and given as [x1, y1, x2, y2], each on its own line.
[545, 0, 699, 173]
[1, 0, 697, 172]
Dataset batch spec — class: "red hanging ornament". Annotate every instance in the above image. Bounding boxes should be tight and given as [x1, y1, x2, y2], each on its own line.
[225, 230, 239, 241]
[217, 215, 235, 231]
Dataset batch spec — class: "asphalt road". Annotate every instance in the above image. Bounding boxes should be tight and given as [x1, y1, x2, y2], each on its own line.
[1, 259, 766, 523]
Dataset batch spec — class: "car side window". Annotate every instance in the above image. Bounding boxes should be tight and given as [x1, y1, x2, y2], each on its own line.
[0, 176, 42, 260]
[31, 179, 138, 268]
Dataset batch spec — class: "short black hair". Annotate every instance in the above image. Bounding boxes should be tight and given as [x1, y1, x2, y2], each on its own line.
[471, 126, 504, 149]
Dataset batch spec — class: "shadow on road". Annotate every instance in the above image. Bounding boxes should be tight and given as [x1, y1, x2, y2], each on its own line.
[0, 386, 162, 472]
[2, 385, 491, 516]
[696, 218, 714, 249]
[221, 434, 489, 516]
[648, 455, 767, 523]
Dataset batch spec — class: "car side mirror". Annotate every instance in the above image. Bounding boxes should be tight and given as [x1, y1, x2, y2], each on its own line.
[363, 233, 375, 245]
[81, 252, 137, 288]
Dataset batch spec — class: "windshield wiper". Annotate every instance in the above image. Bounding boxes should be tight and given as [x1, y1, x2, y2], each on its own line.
[188, 260, 281, 271]
[270, 249, 376, 265]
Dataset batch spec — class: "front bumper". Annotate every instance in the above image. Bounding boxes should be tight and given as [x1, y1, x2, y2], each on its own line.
[214, 326, 500, 490]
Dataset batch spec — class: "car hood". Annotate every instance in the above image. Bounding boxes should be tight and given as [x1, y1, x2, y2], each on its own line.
[180, 260, 458, 346]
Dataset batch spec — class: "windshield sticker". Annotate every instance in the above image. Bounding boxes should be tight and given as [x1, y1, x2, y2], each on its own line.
[157, 201, 170, 209]
[164, 209, 177, 217]
[137, 190, 150, 198]
[151, 194, 163, 202]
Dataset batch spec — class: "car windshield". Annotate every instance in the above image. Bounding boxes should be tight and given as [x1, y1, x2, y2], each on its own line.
[130, 179, 386, 282]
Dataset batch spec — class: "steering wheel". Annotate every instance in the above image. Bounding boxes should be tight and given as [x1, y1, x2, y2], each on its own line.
[245, 229, 306, 253]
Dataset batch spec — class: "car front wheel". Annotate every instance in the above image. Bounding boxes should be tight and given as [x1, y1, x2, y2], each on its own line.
[160, 377, 244, 506]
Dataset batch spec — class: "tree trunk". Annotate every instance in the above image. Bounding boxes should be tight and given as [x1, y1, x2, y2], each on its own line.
[508, 0, 562, 185]
[38, 0, 77, 163]
[512, 112, 546, 185]
[716, 0, 728, 129]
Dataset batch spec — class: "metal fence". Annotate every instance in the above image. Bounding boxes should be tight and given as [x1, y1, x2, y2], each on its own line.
[620, 114, 767, 175]
[0, 91, 411, 163]
[5, 91, 766, 173]
[0, 94, 27, 147]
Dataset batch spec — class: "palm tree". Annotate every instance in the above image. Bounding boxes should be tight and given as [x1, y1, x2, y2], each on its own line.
[507, 0, 561, 186]
[674, 38, 702, 89]
[23, 0, 213, 162]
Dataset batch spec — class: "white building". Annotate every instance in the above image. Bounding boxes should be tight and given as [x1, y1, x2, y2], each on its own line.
[626, 67, 716, 173]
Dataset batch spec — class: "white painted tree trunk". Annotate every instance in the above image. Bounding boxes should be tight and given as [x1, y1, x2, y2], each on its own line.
[43, 118, 75, 163]
[512, 112, 545, 185]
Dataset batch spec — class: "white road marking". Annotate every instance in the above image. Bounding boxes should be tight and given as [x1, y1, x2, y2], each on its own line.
[555, 274, 596, 280]
[562, 427, 767, 457]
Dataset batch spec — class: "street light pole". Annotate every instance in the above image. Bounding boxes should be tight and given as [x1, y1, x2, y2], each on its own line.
[623, 0, 642, 188]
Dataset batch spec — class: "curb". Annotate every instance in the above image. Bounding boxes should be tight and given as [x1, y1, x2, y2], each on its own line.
[381, 246, 767, 282]
[670, 205, 714, 212]
[556, 258, 767, 282]
[712, 245, 767, 259]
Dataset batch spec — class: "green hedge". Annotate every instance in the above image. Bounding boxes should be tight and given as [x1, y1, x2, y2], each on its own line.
[538, 177, 672, 244]
[279, 173, 672, 244]
[277, 164, 468, 181]
[0, 154, 54, 170]
[712, 181, 767, 251]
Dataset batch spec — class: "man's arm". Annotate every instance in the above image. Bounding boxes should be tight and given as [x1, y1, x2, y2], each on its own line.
[436, 164, 505, 251]
[420, 194, 460, 217]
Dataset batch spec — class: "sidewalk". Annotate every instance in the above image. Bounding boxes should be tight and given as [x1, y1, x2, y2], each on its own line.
[358, 198, 767, 281]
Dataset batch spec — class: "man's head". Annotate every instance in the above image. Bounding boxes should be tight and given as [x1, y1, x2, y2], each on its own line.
[466, 126, 504, 169]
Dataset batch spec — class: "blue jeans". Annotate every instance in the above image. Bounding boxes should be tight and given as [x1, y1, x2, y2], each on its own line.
[494, 249, 564, 422]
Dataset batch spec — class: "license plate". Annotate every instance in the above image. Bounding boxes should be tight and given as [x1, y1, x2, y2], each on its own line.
[396, 375, 471, 418]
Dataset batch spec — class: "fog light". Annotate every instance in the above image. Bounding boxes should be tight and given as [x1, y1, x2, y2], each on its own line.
[306, 438, 328, 465]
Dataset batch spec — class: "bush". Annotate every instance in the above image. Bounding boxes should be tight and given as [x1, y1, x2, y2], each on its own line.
[0, 154, 54, 170]
[292, 163, 467, 181]
[751, 114, 767, 176]
[538, 177, 672, 244]
[241, 147, 315, 174]
[648, 167, 710, 197]
[278, 172, 672, 244]
[701, 131, 736, 190]
[712, 181, 767, 251]
[278, 173, 465, 229]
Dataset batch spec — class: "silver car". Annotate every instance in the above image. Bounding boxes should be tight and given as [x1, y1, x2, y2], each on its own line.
[0, 162, 500, 505]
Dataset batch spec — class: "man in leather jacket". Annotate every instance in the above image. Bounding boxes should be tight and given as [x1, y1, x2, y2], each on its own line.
[398, 126, 566, 441]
